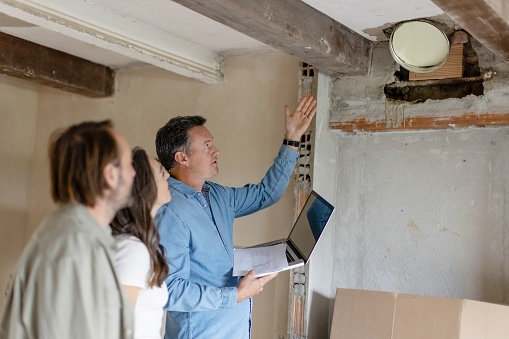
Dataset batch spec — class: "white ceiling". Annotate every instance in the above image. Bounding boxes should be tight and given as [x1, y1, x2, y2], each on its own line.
[302, 0, 444, 40]
[0, 0, 448, 82]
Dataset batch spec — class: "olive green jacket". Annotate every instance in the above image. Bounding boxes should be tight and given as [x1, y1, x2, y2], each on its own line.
[0, 203, 134, 339]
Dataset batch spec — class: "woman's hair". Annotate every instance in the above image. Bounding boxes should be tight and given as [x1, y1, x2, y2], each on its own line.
[155, 115, 206, 171]
[49, 120, 118, 206]
[110, 147, 168, 287]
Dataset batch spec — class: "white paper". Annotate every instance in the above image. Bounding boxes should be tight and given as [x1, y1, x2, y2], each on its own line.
[233, 243, 288, 277]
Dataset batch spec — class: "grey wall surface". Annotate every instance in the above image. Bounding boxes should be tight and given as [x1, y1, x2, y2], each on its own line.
[331, 127, 509, 300]
[306, 40, 509, 338]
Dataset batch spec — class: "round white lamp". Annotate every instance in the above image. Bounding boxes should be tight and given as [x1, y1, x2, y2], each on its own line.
[389, 20, 450, 73]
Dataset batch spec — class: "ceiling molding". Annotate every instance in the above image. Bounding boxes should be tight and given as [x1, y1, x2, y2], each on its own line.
[0, 0, 225, 83]
[172, 0, 372, 77]
[431, 0, 509, 61]
[0, 31, 114, 97]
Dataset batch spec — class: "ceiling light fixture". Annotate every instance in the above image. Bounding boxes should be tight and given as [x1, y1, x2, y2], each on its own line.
[389, 20, 450, 73]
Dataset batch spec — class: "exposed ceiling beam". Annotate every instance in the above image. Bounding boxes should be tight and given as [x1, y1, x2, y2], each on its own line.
[0, 0, 224, 84]
[431, 0, 509, 61]
[172, 0, 372, 77]
[0, 31, 114, 97]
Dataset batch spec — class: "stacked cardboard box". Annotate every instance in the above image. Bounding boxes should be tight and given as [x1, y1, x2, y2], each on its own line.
[330, 288, 509, 339]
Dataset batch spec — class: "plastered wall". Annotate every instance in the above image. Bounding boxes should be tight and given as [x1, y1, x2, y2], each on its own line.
[0, 76, 39, 308]
[0, 51, 299, 339]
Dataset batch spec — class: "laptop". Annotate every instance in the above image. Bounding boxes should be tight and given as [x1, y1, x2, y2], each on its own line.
[233, 190, 334, 277]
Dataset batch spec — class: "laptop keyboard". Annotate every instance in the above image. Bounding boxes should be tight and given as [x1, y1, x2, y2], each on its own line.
[286, 250, 294, 263]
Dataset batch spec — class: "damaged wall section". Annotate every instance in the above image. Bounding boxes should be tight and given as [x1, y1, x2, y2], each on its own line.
[385, 30, 483, 102]
[329, 37, 509, 133]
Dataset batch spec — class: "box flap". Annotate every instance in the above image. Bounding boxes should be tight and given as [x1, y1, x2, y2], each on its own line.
[330, 288, 396, 339]
[460, 300, 509, 339]
[392, 294, 463, 339]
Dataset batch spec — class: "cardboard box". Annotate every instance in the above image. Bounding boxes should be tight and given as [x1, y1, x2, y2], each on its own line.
[330, 288, 509, 339]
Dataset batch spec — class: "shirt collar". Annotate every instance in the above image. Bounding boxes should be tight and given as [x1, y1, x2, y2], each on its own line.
[168, 176, 211, 199]
[69, 203, 117, 251]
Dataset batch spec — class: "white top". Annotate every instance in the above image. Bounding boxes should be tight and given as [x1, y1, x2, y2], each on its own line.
[115, 235, 168, 339]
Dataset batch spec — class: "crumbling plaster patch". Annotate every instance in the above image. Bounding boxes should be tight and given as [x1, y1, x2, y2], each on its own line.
[329, 37, 509, 129]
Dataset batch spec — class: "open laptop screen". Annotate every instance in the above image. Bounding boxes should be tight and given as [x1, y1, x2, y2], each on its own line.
[288, 191, 334, 261]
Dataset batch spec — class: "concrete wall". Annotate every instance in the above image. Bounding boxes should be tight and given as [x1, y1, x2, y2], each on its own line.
[307, 40, 509, 338]
[0, 51, 299, 339]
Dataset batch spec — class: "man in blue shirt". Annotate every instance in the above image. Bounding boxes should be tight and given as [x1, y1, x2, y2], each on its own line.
[154, 96, 317, 339]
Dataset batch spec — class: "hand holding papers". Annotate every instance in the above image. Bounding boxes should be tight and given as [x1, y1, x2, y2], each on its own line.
[233, 243, 288, 277]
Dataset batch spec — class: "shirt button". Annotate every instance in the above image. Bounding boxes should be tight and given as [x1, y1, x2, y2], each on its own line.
[125, 328, 132, 337]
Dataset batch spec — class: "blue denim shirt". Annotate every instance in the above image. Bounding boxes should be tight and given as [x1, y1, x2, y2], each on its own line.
[155, 145, 298, 339]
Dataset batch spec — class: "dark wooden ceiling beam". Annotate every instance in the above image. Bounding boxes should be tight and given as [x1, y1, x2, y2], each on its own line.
[0, 31, 114, 98]
[431, 0, 509, 61]
[172, 0, 372, 77]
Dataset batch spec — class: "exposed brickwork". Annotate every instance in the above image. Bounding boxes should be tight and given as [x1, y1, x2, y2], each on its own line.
[287, 62, 316, 339]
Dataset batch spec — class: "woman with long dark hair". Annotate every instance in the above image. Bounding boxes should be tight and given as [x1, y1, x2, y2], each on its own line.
[111, 147, 171, 339]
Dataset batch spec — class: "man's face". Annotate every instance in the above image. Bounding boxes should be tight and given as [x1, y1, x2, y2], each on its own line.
[110, 131, 136, 209]
[185, 125, 220, 181]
